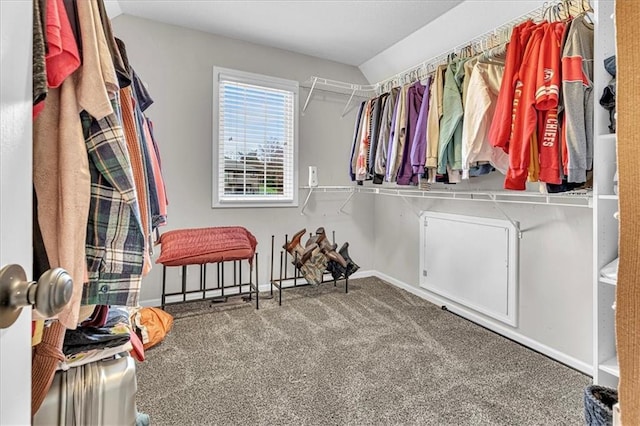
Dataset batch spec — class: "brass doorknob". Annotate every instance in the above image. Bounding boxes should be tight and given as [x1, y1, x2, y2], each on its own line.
[0, 264, 73, 329]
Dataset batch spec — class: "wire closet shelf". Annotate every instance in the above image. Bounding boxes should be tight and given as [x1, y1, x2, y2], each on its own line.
[302, 0, 592, 102]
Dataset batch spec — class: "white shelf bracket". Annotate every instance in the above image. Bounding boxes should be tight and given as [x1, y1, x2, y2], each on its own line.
[300, 187, 314, 215]
[340, 88, 357, 118]
[337, 188, 357, 214]
[490, 194, 523, 239]
[302, 77, 318, 113]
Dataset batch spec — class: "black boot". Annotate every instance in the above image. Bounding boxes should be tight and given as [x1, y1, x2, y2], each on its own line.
[339, 242, 359, 277]
[326, 242, 355, 280]
[326, 260, 343, 281]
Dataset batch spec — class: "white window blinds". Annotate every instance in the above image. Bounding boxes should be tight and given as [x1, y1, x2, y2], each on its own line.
[214, 68, 298, 207]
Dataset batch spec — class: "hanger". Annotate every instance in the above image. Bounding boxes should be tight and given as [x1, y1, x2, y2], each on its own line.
[428, 61, 438, 76]
[577, 0, 594, 23]
[542, 1, 554, 21]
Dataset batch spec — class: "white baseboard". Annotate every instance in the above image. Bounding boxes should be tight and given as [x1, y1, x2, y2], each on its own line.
[140, 298, 162, 307]
[140, 269, 375, 307]
[257, 269, 375, 291]
[372, 270, 593, 376]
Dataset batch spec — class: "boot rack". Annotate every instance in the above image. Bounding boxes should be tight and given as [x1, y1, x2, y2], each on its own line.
[269, 232, 348, 305]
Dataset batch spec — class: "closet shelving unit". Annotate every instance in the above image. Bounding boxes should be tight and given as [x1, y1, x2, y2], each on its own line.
[593, 0, 619, 388]
[301, 77, 377, 117]
[301, 185, 592, 239]
[301, 185, 593, 213]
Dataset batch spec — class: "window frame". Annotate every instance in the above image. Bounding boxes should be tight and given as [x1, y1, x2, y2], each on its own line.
[212, 66, 299, 208]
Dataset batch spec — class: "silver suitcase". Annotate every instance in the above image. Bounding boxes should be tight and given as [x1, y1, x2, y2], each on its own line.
[33, 355, 137, 426]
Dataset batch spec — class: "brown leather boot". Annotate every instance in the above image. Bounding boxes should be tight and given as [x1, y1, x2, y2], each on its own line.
[318, 238, 337, 254]
[325, 249, 347, 268]
[305, 231, 326, 248]
[283, 228, 306, 255]
[291, 243, 317, 268]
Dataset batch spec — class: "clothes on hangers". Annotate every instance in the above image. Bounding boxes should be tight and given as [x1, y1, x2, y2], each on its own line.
[489, 20, 536, 152]
[505, 23, 546, 190]
[461, 57, 478, 109]
[461, 45, 509, 179]
[426, 64, 447, 182]
[45, 0, 81, 89]
[369, 94, 388, 184]
[536, 21, 565, 185]
[96, 0, 131, 89]
[348, 7, 594, 192]
[32, 0, 169, 324]
[437, 57, 467, 183]
[356, 99, 373, 182]
[33, 0, 48, 117]
[386, 84, 410, 182]
[349, 101, 366, 181]
[562, 13, 594, 183]
[33, 0, 88, 330]
[397, 80, 426, 185]
[374, 87, 400, 179]
[81, 98, 146, 306]
[409, 76, 432, 178]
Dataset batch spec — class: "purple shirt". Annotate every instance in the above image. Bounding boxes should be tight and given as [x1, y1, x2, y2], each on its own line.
[410, 77, 432, 176]
[396, 81, 427, 185]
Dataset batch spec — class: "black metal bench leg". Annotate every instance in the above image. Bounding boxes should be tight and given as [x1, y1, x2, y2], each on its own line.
[162, 265, 167, 309]
[181, 265, 187, 303]
[255, 254, 259, 310]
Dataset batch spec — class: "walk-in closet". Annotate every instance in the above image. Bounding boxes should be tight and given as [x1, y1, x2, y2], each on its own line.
[0, 0, 638, 424]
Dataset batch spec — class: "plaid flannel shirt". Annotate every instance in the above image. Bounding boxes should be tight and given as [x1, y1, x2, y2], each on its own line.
[81, 98, 145, 306]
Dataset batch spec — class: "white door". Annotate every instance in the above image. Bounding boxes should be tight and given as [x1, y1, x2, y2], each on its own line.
[0, 1, 34, 424]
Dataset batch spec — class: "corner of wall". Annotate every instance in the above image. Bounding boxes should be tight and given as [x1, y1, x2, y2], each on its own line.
[104, 0, 123, 19]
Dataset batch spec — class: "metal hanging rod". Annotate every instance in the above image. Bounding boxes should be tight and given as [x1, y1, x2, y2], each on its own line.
[375, 3, 549, 93]
[301, 5, 545, 105]
[302, 0, 594, 103]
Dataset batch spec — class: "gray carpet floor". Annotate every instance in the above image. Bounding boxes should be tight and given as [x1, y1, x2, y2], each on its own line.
[136, 277, 590, 425]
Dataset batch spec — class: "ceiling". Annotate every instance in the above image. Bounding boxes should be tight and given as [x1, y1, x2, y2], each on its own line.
[105, 0, 465, 66]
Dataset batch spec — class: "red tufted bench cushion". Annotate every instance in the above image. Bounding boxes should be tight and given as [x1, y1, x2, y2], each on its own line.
[156, 226, 257, 267]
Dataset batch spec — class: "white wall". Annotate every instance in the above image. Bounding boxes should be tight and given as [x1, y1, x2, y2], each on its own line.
[111, 15, 375, 305]
[372, 189, 593, 372]
[359, 0, 546, 83]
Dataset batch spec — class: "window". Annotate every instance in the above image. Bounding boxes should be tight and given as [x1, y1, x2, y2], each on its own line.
[213, 67, 298, 207]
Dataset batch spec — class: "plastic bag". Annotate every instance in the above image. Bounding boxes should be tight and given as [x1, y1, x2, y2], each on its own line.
[133, 307, 174, 350]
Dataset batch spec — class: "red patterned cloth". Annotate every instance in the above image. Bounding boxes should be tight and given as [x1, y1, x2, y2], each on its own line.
[156, 226, 257, 266]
